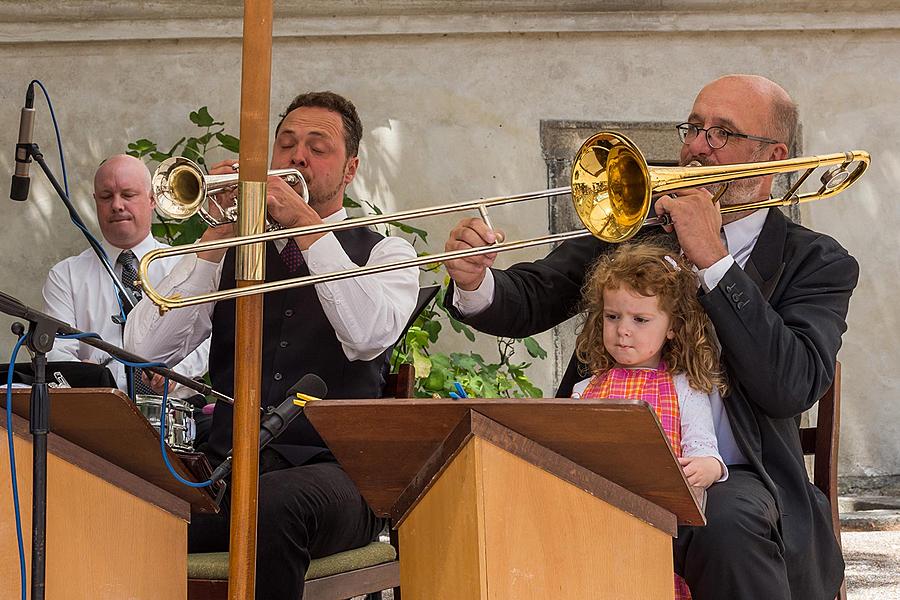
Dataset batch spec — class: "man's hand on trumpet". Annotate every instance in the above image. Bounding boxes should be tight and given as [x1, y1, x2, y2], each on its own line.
[444, 217, 505, 291]
[196, 160, 239, 264]
[654, 187, 727, 270]
[266, 175, 326, 251]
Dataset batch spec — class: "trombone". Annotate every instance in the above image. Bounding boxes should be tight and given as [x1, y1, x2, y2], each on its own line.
[138, 131, 869, 313]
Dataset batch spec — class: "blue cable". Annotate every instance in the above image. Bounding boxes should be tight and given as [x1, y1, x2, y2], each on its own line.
[157, 380, 213, 488]
[96, 355, 212, 487]
[5, 335, 28, 600]
[55, 333, 213, 488]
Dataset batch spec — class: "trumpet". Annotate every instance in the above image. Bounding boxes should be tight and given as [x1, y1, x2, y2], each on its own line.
[139, 131, 869, 313]
[151, 156, 309, 231]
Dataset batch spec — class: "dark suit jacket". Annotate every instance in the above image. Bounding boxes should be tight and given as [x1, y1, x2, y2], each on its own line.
[445, 208, 857, 599]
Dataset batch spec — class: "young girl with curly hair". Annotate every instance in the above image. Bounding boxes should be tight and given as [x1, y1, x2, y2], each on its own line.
[572, 242, 728, 600]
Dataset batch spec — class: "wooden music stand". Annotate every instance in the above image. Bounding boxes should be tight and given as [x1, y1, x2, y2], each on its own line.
[1, 388, 217, 599]
[305, 398, 704, 599]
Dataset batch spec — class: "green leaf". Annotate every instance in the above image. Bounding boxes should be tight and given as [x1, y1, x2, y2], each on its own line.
[449, 317, 477, 342]
[389, 221, 429, 242]
[517, 379, 544, 398]
[165, 137, 187, 157]
[451, 354, 480, 372]
[522, 336, 548, 359]
[216, 132, 240, 153]
[182, 138, 202, 162]
[127, 139, 157, 157]
[362, 200, 384, 215]
[411, 347, 432, 379]
[149, 151, 172, 163]
[189, 107, 219, 128]
[421, 319, 442, 343]
[343, 194, 361, 209]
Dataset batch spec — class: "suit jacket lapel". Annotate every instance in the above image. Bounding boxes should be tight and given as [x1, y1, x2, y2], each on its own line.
[744, 209, 788, 301]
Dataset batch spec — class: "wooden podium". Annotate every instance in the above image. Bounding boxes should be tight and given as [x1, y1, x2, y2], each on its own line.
[305, 398, 705, 599]
[1, 388, 218, 600]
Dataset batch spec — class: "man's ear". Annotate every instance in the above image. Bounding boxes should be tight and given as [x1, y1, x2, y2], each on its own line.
[343, 156, 359, 185]
[769, 142, 789, 162]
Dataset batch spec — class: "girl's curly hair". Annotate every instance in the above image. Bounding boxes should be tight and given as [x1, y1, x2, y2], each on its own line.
[575, 242, 727, 394]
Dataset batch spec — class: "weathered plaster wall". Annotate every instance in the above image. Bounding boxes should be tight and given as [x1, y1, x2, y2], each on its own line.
[0, 1, 897, 476]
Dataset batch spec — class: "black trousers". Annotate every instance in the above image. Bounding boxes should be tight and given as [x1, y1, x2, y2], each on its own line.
[674, 466, 790, 600]
[189, 450, 386, 600]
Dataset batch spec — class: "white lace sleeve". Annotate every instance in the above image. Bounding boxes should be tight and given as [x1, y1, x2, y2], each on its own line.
[570, 377, 591, 398]
[675, 373, 729, 482]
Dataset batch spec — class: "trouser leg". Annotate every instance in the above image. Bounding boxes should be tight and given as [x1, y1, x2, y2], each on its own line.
[674, 467, 790, 600]
[255, 460, 386, 600]
[188, 455, 385, 600]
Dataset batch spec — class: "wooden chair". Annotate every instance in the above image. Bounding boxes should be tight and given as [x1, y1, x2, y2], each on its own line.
[186, 364, 415, 600]
[186, 365, 411, 600]
[799, 361, 846, 600]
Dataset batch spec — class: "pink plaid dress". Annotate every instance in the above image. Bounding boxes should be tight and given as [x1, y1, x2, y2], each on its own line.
[581, 361, 692, 600]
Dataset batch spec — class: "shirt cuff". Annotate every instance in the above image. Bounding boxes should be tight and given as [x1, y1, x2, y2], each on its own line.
[301, 232, 343, 272]
[451, 270, 496, 317]
[697, 255, 735, 293]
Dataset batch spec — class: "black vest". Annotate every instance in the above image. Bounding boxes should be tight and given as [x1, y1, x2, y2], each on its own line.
[206, 226, 390, 465]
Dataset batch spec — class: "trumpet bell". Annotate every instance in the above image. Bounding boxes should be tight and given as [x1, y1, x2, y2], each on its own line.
[572, 132, 652, 243]
[153, 157, 207, 221]
[151, 155, 309, 231]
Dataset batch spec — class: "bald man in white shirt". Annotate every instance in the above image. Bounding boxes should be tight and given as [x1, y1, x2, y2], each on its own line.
[41, 154, 209, 398]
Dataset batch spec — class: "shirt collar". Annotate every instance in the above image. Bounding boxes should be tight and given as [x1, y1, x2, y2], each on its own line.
[101, 232, 157, 263]
[722, 208, 769, 255]
[322, 207, 348, 223]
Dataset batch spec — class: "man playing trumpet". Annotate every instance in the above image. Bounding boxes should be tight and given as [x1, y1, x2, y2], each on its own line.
[126, 91, 419, 599]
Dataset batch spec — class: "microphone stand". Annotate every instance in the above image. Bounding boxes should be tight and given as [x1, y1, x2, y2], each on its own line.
[15, 142, 138, 312]
[8, 313, 57, 600]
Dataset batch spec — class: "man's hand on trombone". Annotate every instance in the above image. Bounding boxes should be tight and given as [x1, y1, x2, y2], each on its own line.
[444, 217, 505, 291]
[654, 187, 728, 270]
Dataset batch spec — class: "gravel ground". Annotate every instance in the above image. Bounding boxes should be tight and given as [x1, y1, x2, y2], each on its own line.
[844, 529, 900, 600]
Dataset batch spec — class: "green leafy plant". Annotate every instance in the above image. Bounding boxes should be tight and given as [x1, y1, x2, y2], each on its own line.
[128, 107, 546, 398]
[391, 283, 547, 398]
[127, 106, 239, 246]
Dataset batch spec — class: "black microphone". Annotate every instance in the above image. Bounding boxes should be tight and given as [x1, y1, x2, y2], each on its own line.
[11, 83, 36, 202]
[208, 374, 327, 485]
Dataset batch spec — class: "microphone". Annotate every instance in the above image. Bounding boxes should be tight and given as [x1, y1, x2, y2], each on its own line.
[10, 83, 36, 202]
[208, 373, 327, 485]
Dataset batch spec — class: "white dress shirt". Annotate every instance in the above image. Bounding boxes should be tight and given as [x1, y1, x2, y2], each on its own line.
[572, 372, 728, 481]
[451, 209, 771, 466]
[41, 233, 210, 397]
[124, 208, 419, 366]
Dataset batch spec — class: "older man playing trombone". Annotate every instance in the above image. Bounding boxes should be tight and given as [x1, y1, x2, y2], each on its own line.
[443, 74, 857, 600]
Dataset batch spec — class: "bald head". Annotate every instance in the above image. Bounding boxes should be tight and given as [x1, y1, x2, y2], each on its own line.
[704, 75, 798, 149]
[93, 154, 155, 249]
[94, 154, 151, 194]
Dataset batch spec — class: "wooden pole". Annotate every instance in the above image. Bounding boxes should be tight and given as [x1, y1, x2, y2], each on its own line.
[229, 1, 272, 598]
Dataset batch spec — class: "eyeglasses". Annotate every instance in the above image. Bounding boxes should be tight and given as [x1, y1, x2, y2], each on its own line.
[676, 122, 780, 150]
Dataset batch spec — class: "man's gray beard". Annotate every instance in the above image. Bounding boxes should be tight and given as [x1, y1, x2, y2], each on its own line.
[684, 152, 768, 207]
